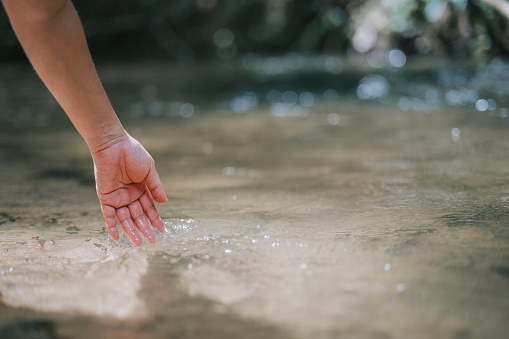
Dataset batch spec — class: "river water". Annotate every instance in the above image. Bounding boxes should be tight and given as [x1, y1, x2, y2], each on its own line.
[0, 59, 509, 338]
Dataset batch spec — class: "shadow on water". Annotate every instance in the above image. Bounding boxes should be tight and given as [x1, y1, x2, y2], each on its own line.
[0, 253, 293, 339]
[133, 252, 295, 339]
[491, 266, 509, 279]
[0, 294, 293, 339]
[0, 212, 18, 226]
[0, 319, 58, 339]
[437, 204, 509, 238]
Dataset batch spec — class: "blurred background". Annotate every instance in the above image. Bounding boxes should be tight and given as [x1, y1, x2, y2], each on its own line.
[1, 0, 509, 125]
[1, 0, 509, 64]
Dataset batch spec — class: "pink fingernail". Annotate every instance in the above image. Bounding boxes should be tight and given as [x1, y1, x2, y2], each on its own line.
[155, 223, 164, 233]
[108, 226, 119, 241]
[130, 232, 142, 246]
[132, 236, 142, 246]
[144, 230, 156, 244]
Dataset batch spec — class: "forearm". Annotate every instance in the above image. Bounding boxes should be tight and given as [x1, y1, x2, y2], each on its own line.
[2, 0, 126, 151]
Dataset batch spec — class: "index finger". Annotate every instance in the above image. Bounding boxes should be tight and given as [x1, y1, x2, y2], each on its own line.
[145, 165, 167, 204]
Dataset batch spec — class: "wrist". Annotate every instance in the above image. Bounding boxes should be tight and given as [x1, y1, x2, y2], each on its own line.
[85, 122, 128, 155]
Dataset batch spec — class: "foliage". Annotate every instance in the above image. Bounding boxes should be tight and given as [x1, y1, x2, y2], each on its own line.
[0, 0, 508, 64]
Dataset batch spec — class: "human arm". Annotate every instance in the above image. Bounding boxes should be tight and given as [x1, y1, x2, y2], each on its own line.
[2, 0, 167, 245]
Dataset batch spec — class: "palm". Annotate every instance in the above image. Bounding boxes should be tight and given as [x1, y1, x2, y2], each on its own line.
[95, 139, 150, 207]
[92, 135, 167, 246]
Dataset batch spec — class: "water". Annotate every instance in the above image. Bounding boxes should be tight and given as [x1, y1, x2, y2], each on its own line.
[1, 60, 509, 338]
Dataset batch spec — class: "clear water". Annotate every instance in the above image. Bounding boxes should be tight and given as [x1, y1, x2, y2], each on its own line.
[0, 61, 509, 339]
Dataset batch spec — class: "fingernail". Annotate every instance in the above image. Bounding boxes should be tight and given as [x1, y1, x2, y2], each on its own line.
[108, 226, 119, 241]
[132, 235, 142, 246]
[156, 217, 165, 233]
[145, 232, 156, 244]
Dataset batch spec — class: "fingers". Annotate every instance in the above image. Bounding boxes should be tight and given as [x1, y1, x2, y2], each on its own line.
[145, 165, 168, 204]
[103, 178, 165, 246]
[101, 204, 119, 241]
[116, 207, 142, 247]
[128, 201, 156, 244]
[108, 196, 163, 246]
[140, 189, 165, 233]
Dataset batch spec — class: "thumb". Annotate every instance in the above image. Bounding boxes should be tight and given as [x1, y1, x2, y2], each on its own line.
[145, 164, 167, 204]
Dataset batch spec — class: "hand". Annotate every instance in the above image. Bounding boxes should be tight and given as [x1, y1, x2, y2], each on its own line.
[91, 133, 167, 246]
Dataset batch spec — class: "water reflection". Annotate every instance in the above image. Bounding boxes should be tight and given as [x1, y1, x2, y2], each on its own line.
[1, 60, 509, 337]
[230, 91, 258, 114]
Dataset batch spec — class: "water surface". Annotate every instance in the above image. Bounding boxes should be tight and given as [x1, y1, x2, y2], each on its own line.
[0, 63, 509, 339]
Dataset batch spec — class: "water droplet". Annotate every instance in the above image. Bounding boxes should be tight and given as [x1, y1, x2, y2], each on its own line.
[299, 92, 316, 107]
[0, 267, 13, 275]
[475, 99, 489, 112]
[327, 113, 342, 126]
[425, 89, 439, 104]
[388, 49, 406, 68]
[323, 89, 339, 99]
[266, 89, 282, 104]
[180, 103, 194, 118]
[230, 91, 258, 113]
[356, 74, 390, 100]
[223, 167, 235, 176]
[384, 263, 391, 271]
[282, 91, 298, 106]
[398, 97, 411, 111]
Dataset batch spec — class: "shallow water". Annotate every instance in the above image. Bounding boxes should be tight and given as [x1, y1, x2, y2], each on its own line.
[1, 63, 509, 339]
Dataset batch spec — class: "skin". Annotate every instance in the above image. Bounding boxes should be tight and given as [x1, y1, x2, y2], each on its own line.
[2, 0, 168, 245]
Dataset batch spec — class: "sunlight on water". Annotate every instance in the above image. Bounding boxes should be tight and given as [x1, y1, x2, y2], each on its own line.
[1, 62, 509, 338]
